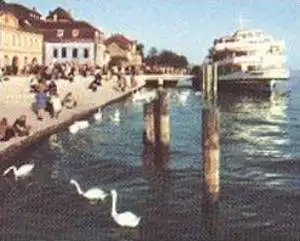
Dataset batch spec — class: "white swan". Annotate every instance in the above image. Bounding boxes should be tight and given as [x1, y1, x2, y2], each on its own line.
[94, 108, 102, 122]
[3, 164, 34, 180]
[195, 91, 202, 96]
[133, 91, 156, 103]
[76, 120, 89, 129]
[69, 123, 80, 134]
[70, 179, 107, 203]
[132, 91, 144, 102]
[110, 110, 120, 123]
[69, 120, 90, 134]
[110, 189, 141, 228]
[176, 91, 190, 105]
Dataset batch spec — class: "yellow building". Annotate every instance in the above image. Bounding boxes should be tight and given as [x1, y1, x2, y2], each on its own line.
[104, 34, 142, 70]
[0, 10, 43, 73]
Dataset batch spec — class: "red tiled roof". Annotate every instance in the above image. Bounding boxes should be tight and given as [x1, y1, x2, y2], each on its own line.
[0, 1, 103, 42]
[0, 10, 41, 34]
[29, 19, 101, 42]
[1, 2, 42, 19]
[104, 34, 135, 50]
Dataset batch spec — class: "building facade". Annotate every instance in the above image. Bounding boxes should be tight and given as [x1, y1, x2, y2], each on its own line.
[0, 10, 43, 71]
[105, 34, 142, 69]
[33, 7, 107, 67]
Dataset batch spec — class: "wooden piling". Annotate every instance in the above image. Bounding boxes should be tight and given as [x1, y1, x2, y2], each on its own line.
[201, 62, 220, 203]
[143, 102, 156, 146]
[202, 108, 220, 203]
[158, 89, 170, 148]
[212, 63, 218, 101]
[152, 88, 170, 169]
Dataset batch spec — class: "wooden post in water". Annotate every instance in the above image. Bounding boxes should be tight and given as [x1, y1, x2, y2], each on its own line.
[202, 63, 220, 203]
[153, 88, 170, 169]
[212, 63, 218, 101]
[202, 108, 220, 202]
[158, 88, 170, 150]
[143, 102, 156, 147]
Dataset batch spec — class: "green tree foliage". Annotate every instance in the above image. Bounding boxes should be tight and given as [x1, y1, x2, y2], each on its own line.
[136, 43, 145, 60]
[144, 47, 189, 68]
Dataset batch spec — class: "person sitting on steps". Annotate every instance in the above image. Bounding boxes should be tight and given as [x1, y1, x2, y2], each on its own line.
[12, 115, 31, 136]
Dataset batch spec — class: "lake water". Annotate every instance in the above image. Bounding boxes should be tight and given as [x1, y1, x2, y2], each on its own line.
[0, 74, 300, 241]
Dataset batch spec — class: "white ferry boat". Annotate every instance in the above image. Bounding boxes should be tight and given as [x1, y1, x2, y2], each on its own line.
[206, 27, 290, 92]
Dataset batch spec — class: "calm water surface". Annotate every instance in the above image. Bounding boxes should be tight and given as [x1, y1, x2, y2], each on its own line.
[1, 75, 300, 241]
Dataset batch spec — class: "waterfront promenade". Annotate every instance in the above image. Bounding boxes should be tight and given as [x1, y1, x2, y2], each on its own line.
[0, 74, 191, 161]
[0, 75, 145, 160]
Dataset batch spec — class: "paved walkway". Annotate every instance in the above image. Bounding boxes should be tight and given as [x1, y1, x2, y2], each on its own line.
[0, 75, 145, 159]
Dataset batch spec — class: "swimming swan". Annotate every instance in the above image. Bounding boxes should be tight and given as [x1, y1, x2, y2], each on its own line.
[109, 110, 120, 123]
[110, 189, 141, 228]
[3, 164, 34, 180]
[94, 108, 102, 121]
[68, 120, 89, 134]
[70, 179, 107, 203]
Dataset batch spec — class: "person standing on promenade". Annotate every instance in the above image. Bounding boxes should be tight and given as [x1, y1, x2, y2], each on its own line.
[35, 80, 47, 121]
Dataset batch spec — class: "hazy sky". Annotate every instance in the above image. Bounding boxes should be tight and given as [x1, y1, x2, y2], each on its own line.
[10, 0, 300, 69]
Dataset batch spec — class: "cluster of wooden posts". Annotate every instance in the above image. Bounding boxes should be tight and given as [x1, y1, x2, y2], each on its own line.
[142, 63, 220, 204]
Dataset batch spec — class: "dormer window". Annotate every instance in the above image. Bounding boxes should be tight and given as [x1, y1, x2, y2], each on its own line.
[72, 29, 79, 38]
[57, 29, 64, 38]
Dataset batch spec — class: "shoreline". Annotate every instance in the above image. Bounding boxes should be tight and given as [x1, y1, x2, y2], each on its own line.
[0, 76, 145, 162]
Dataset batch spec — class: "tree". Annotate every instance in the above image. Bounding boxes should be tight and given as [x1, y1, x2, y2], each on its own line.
[148, 47, 158, 58]
[136, 43, 145, 60]
[191, 65, 201, 76]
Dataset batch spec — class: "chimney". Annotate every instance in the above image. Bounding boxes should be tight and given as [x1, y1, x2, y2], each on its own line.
[32, 7, 37, 12]
[53, 13, 57, 22]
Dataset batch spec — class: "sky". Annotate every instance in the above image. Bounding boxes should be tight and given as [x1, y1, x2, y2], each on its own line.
[9, 0, 300, 69]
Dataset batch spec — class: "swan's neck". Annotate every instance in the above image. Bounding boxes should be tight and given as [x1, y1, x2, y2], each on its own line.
[5, 166, 18, 180]
[72, 181, 84, 195]
[111, 193, 118, 217]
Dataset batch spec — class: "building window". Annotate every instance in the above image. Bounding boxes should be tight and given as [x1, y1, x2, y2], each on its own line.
[61, 47, 67, 58]
[12, 34, 16, 46]
[72, 48, 78, 58]
[53, 48, 58, 58]
[57, 29, 64, 38]
[72, 29, 79, 38]
[24, 56, 28, 66]
[18, 34, 21, 46]
[84, 48, 89, 58]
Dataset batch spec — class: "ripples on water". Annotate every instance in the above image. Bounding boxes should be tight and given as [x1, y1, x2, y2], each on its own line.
[1, 77, 300, 240]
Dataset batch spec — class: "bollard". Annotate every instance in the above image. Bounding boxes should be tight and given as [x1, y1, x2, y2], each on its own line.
[202, 107, 220, 203]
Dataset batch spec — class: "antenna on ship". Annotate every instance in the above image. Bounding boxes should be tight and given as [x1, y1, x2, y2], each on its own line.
[236, 14, 250, 29]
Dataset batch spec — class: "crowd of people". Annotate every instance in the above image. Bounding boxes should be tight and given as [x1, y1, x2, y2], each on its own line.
[0, 61, 140, 143]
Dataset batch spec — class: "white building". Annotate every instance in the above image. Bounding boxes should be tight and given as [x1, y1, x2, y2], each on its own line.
[30, 7, 107, 67]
